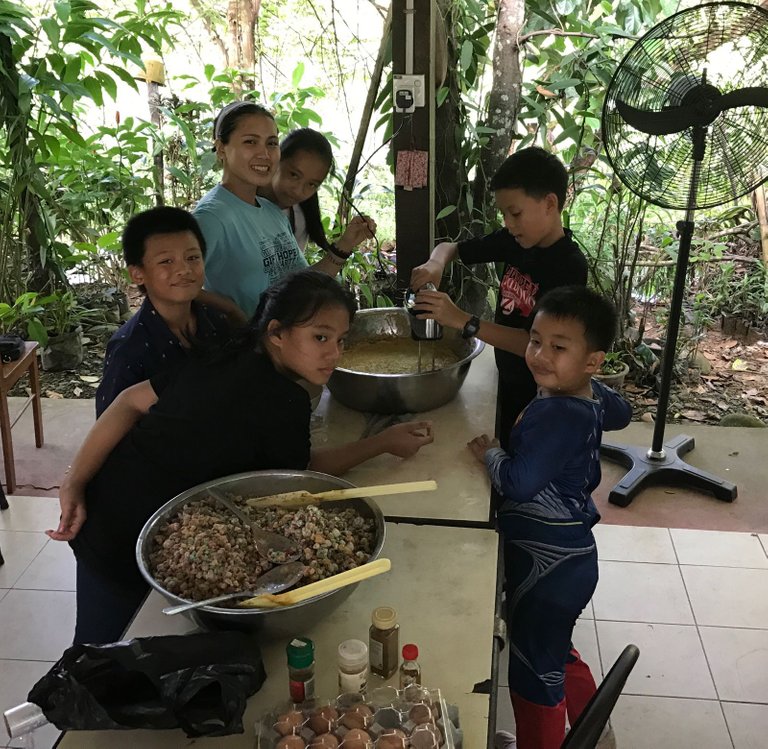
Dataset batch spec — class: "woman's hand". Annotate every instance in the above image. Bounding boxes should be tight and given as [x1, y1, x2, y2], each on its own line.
[46, 482, 87, 541]
[337, 215, 377, 253]
[380, 420, 434, 458]
[467, 433, 499, 462]
[414, 289, 470, 330]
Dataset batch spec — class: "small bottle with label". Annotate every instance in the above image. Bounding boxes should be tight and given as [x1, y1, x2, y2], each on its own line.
[399, 643, 421, 689]
[337, 639, 369, 694]
[286, 636, 315, 703]
[369, 605, 400, 679]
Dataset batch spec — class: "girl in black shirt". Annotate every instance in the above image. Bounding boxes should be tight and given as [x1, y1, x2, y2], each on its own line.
[48, 270, 433, 644]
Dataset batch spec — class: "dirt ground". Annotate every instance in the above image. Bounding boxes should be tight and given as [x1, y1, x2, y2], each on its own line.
[19, 316, 768, 427]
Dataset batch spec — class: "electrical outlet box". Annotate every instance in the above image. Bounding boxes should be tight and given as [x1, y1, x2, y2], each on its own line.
[393, 74, 425, 113]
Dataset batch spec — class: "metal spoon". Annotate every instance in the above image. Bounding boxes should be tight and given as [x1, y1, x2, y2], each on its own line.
[208, 488, 302, 563]
[162, 561, 306, 615]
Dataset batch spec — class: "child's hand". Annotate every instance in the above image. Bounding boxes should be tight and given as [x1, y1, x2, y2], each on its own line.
[410, 260, 443, 291]
[414, 289, 469, 330]
[467, 433, 499, 462]
[46, 483, 87, 541]
[380, 420, 434, 458]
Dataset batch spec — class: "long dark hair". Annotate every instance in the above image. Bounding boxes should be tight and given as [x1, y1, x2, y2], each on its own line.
[200, 270, 356, 363]
[281, 128, 335, 252]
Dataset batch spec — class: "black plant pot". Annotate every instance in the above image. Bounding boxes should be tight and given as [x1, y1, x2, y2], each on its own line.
[41, 325, 84, 371]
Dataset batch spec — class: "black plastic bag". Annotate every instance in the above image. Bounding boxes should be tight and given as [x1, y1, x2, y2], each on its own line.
[28, 632, 267, 737]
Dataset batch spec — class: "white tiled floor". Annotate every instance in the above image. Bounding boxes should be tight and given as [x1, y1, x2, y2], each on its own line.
[1, 497, 768, 747]
[494, 523, 768, 749]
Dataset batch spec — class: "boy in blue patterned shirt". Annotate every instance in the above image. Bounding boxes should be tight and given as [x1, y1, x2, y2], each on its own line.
[469, 286, 631, 749]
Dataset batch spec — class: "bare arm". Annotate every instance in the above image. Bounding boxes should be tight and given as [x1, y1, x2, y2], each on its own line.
[409, 242, 459, 290]
[309, 421, 433, 475]
[46, 381, 158, 541]
[197, 289, 248, 325]
[413, 289, 530, 356]
[311, 253, 345, 277]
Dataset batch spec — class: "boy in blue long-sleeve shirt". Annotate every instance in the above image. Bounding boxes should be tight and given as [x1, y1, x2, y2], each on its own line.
[469, 286, 632, 749]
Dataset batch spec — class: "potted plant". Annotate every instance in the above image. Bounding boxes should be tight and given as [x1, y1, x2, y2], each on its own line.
[0, 292, 48, 344]
[594, 351, 630, 389]
[39, 290, 93, 371]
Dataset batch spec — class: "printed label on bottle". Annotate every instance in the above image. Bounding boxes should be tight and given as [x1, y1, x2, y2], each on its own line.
[289, 676, 315, 703]
[339, 670, 367, 694]
[369, 639, 384, 670]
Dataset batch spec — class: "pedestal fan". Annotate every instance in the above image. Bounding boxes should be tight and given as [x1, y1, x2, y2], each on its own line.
[600, 1, 768, 506]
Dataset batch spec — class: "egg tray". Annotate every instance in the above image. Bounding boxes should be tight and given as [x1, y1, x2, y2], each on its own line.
[256, 685, 459, 749]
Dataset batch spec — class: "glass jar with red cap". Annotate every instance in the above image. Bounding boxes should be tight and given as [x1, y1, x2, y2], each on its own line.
[398, 643, 421, 689]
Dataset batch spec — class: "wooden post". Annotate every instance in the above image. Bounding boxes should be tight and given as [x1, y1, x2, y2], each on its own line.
[138, 57, 166, 207]
[392, 0, 435, 299]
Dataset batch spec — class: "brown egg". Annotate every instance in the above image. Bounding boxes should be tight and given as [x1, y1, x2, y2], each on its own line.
[340, 704, 374, 730]
[277, 736, 306, 749]
[341, 728, 372, 748]
[309, 733, 339, 749]
[408, 703, 435, 725]
[309, 705, 339, 734]
[275, 710, 305, 736]
[375, 728, 407, 749]
[409, 723, 442, 749]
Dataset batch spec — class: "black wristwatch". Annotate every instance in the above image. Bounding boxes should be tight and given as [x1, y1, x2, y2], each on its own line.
[461, 315, 481, 339]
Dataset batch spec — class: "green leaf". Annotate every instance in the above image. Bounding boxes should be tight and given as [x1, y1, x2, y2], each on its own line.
[436, 204, 457, 220]
[54, 1, 71, 25]
[51, 121, 87, 147]
[105, 63, 139, 91]
[460, 40, 474, 71]
[81, 75, 103, 105]
[291, 62, 305, 88]
[27, 319, 48, 346]
[95, 70, 117, 100]
[41, 17, 60, 47]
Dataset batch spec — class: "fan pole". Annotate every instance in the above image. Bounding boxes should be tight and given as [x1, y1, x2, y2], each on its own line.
[601, 127, 737, 506]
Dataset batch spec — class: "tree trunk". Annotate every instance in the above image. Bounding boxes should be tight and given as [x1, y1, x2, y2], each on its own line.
[225, 0, 262, 92]
[472, 0, 525, 213]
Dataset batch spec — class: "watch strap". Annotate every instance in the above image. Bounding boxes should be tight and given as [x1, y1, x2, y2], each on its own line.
[462, 315, 481, 339]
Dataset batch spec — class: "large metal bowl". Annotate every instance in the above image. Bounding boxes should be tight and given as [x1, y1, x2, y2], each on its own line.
[327, 307, 484, 413]
[136, 470, 385, 637]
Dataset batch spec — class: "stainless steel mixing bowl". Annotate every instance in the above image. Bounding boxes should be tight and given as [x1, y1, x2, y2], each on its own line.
[327, 307, 484, 413]
[136, 470, 385, 637]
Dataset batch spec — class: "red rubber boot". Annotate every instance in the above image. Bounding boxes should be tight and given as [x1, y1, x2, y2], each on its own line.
[565, 647, 597, 725]
[510, 691, 567, 749]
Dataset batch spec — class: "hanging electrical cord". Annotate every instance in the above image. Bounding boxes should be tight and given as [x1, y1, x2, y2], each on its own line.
[334, 112, 413, 282]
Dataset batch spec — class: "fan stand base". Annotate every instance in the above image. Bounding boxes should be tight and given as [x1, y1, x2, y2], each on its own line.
[600, 433, 738, 507]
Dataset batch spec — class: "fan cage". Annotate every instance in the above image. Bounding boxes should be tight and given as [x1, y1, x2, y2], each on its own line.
[602, 1, 768, 210]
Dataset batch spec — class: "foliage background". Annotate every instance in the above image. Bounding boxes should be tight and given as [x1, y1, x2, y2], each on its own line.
[0, 0, 765, 358]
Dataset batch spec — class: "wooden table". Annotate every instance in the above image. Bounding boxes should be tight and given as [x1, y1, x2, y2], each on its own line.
[55, 523, 498, 749]
[0, 341, 43, 496]
[317, 345, 499, 526]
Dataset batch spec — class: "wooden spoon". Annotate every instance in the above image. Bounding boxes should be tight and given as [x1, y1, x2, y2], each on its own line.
[238, 558, 391, 608]
[245, 480, 438, 509]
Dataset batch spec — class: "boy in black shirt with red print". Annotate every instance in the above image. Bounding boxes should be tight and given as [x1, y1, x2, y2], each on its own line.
[410, 147, 587, 445]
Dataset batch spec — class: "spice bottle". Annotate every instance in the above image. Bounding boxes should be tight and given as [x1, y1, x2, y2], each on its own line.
[399, 643, 421, 689]
[286, 636, 315, 703]
[337, 639, 369, 693]
[369, 605, 400, 679]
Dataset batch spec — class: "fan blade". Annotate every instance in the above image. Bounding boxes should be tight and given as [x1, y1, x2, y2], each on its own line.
[615, 99, 697, 136]
[718, 87, 768, 112]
